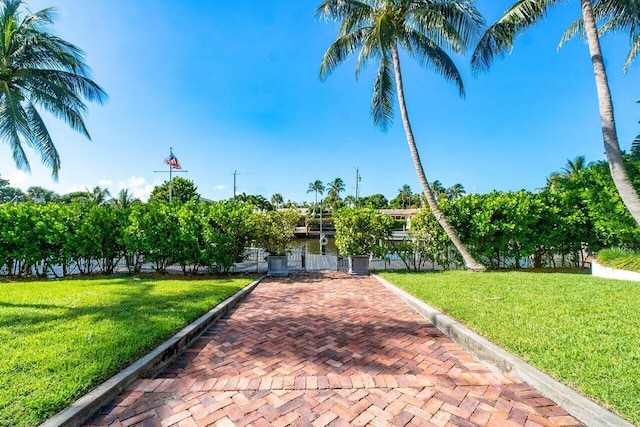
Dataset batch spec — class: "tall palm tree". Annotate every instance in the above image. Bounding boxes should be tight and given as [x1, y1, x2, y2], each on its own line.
[317, 0, 486, 271]
[0, 0, 107, 179]
[328, 177, 345, 198]
[561, 0, 640, 74]
[431, 180, 447, 202]
[472, 0, 640, 227]
[561, 155, 588, 178]
[398, 184, 412, 209]
[307, 179, 325, 215]
[112, 188, 135, 209]
[447, 183, 466, 200]
[271, 193, 284, 209]
[85, 186, 111, 205]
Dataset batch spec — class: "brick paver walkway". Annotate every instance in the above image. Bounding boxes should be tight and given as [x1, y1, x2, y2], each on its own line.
[85, 272, 583, 427]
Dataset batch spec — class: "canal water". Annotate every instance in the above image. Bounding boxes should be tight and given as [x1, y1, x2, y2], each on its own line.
[294, 237, 338, 255]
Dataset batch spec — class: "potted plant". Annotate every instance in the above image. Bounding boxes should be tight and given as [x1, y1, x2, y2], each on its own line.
[334, 207, 394, 275]
[255, 209, 300, 276]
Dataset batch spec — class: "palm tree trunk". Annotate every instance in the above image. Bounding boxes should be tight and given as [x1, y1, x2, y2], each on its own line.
[390, 45, 485, 272]
[581, 0, 640, 226]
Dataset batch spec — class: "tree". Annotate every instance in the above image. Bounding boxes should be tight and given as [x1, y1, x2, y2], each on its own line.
[85, 186, 111, 205]
[307, 179, 325, 215]
[431, 180, 447, 202]
[271, 193, 284, 209]
[326, 177, 346, 211]
[317, 0, 486, 271]
[400, 184, 412, 209]
[149, 177, 200, 204]
[359, 193, 389, 209]
[111, 189, 139, 209]
[561, 155, 588, 178]
[0, 0, 107, 179]
[447, 183, 466, 200]
[0, 175, 24, 202]
[472, 0, 640, 228]
[562, 0, 640, 74]
[26, 186, 57, 203]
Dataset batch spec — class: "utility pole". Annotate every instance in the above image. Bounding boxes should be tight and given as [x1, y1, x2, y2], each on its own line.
[233, 170, 237, 199]
[355, 167, 361, 206]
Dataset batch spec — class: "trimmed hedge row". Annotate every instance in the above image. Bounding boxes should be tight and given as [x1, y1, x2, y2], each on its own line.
[0, 200, 256, 277]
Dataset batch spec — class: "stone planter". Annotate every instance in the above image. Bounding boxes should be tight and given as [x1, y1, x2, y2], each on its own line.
[348, 255, 370, 276]
[267, 255, 288, 277]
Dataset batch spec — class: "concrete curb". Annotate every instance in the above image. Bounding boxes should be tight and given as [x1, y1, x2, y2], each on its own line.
[592, 260, 640, 282]
[41, 276, 265, 427]
[373, 274, 633, 427]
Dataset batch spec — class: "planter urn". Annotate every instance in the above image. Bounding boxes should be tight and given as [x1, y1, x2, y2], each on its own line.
[267, 255, 289, 277]
[348, 255, 370, 275]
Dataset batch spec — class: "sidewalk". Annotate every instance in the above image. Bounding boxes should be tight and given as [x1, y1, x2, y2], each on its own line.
[85, 272, 582, 426]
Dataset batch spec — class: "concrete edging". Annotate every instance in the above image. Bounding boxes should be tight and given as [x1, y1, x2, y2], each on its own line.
[373, 274, 633, 427]
[40, 276, 265, 427]
[592, 260, 640, 282]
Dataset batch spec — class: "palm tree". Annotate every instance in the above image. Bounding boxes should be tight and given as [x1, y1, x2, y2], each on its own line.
[307, 179, 325, 215]
[561, 155, 588, 178]
[0, 0, 107, 179]
[112, 189, 136, 209]
[317, 0, 486, 271]
[398, 184, 412, 209]
[431, 180, 447, 202]
[328, 177, 345, 197]
[271, 193, 284, 209]
[561, 0, 640, 74]
[85, 186, 111, 205]
[447, 183, 466, 200]
[472, 0, 640, 227]
[344, 194, 356, 207]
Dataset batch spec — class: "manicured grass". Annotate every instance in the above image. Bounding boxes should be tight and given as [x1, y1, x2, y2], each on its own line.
[597, 247, 640, 272]
[0, 275, 253, 427]
[379, 270, 640, 424]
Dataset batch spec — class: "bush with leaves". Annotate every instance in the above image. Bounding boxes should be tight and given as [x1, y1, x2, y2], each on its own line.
[254, 209, 300, 256]
[334, 207, 394, 258]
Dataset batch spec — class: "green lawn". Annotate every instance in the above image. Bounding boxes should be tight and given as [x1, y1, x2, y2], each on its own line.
[0, 275, 253, 427]
[379, 270, 640, 425]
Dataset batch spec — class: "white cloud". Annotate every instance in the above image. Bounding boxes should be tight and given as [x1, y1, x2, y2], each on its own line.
[5, 170, 30, 186]
[98, 179, 112, 187]
[118, 176, 159, 202]
[215, 184, 228, 191]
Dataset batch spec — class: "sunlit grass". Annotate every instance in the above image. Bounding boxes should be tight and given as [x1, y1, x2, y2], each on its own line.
[0, 275, 253, 427]
[379, 270, 640, 425]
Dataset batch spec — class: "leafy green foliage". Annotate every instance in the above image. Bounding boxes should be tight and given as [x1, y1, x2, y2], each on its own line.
[0, 276, 251, 427]
[380, 271, 640, 424]
[254, 209, 300, 255]
[334, 207, 394, 257]
[149, 176, 200, 204]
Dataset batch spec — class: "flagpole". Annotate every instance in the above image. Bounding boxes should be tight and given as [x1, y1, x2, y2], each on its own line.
[154, 147, 187, 203]
[169, 147, 173, 203]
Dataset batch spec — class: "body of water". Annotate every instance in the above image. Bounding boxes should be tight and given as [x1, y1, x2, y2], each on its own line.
[294, 237, 337, 255]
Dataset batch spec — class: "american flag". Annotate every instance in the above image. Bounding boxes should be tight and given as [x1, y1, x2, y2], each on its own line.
[165, 151, 181, 169]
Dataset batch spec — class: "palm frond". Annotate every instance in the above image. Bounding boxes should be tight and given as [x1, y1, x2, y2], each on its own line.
[404, 28, 465, 97]
[411, 0, 484, 53]
[319, 28, 368, 80]
[25, 102, 60, 178]
[371, 53, 394, 131]
[471, 0, 560, 74]
[0, 83, 31, 172]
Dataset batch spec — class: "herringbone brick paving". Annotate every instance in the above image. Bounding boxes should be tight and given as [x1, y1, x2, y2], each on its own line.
[85, 272, 583, 426]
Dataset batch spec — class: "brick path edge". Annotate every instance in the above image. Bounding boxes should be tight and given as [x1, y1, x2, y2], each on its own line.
[40, 276, 266, 427]
[373, 274, 633, 427]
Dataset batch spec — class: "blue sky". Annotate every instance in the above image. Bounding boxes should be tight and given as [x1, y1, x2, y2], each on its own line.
[1, 0, 639, 203]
